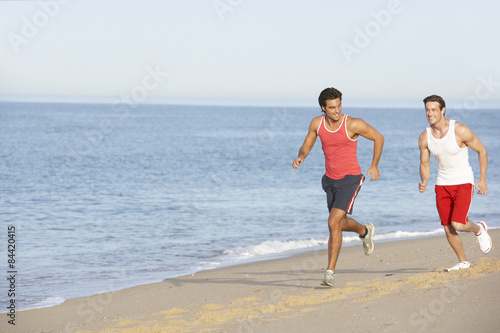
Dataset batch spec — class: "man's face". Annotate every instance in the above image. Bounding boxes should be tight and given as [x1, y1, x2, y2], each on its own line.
[425, 101, 445, 125]
[322, 98, 342, 121]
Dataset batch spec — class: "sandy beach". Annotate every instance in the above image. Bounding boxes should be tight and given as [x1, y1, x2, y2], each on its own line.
[3, 229, 499, 333]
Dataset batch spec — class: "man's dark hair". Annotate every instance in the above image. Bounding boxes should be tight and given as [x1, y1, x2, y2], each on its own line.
[423, 95, 446, 110]
[318, 87, 342, 108]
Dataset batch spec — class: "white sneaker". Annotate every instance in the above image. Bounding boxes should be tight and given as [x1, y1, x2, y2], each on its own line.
[476, 221, 492, 254]
[360, 223, 375, 256]
[321, 269, 335, 286]
[445, 261, 471, 272]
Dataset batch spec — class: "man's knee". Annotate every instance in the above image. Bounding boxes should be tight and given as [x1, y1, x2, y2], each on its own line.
[328, 210, 346, 230]
[444, 224, 456, 235]
[328, 216, 342, 230]
[451, 221, 467, 232]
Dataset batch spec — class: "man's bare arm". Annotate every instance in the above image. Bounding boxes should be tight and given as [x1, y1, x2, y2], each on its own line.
[292, 117, 321, 169]
[456, 123, 488, 194]
[418, 131, 431, 193]
[349, 118, 384, 181]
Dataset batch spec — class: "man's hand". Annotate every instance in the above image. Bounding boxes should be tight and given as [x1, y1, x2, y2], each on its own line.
[366, 167, 380, 181]
[418, 180, 428, 193]
[292, 157, 304, 169]
[476, 179, 488, 194]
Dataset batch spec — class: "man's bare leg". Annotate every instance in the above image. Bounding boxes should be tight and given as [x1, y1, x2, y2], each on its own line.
[451, 220, 480, 234]
[327, 208, 365, 271]
[444, 224, 467, 262]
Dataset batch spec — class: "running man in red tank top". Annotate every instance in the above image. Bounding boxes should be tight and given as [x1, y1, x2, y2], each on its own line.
[418, 95, 491, 272]
[292, 87, 384, 286]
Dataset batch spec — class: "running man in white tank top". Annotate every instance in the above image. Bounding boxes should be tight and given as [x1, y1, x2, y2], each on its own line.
[418, 95, 492, 272]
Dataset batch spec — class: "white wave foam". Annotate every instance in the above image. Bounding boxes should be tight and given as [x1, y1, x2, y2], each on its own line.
[343, 228, 444, 243]
[30, 296, 65, 309]
[217, 228, 445, 264]
[221, 238, 327, 261]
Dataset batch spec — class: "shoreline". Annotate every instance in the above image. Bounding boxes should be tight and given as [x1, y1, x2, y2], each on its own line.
[3, 229, 499, 333]
[19, 229, 451, 312]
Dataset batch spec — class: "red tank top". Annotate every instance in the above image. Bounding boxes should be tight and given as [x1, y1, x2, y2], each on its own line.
[317, 114, 361, 179]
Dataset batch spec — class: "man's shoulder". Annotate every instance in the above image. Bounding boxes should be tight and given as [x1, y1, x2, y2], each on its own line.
[345, 115, 362, 127]
[308, 115, 323, 132]
[453, 121, 478, 144]
[310, 115, 323, 125]
[418, 130, 428, 143]
[453, 120, 469, 132]
[345, 116, 373, 133]
[453, 120, 474, 136]
[419, 126, 429, 136]
[418, 128, 427, 148]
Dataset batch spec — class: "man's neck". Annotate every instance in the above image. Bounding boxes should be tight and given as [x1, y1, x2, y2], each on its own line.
[324, 113, 344, 131]
[430, 117, 450, 138]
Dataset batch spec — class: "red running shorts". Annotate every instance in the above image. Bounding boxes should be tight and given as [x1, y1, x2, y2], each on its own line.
[435, 183, 474, 226]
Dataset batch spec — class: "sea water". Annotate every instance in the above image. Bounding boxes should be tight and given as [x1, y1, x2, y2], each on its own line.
[1, 102, 498, 310]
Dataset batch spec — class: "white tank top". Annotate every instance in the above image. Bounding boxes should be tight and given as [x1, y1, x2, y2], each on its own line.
[426, 120, 474, 185]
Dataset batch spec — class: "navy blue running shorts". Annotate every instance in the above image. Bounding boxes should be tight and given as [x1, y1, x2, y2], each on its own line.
[321, 174, 365, 214]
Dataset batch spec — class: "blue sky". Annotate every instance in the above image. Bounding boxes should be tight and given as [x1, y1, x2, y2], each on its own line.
[1, 0, 499, 107]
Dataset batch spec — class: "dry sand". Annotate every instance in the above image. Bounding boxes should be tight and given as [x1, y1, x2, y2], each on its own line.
[2, 229, 499, 333]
